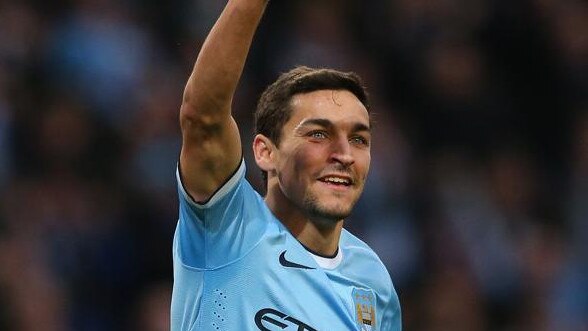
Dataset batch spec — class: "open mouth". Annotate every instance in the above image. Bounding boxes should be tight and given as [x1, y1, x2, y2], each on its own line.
[318, 176, 353, 187]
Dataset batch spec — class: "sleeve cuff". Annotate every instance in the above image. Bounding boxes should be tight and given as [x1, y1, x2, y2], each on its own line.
[176, 159, 246, 209]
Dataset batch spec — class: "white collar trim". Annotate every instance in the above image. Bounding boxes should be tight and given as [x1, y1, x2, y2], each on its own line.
[308, 248, 343, 270]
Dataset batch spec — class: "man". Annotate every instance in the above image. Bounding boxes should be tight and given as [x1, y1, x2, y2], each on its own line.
[172, 0, 401, 330]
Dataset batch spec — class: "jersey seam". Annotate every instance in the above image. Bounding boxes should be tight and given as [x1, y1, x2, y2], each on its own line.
[176, 220, 270, 272]
[176, 158, 252, 270]
[380, 297, 391, 329]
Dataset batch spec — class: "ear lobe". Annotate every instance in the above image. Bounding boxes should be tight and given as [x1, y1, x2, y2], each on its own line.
[253, 134, 276, 172]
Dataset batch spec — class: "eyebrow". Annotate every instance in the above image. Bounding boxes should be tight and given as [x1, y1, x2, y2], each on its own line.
[297, 118, 371, 133]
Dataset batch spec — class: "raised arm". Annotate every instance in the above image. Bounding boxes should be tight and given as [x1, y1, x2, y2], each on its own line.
[179, 0, 269, 202]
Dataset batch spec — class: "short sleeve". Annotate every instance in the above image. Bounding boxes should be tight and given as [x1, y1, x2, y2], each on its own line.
[174, 160, 268, 269]
[380, 286, 402, 331]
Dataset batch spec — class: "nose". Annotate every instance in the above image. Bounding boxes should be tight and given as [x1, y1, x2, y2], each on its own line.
[329, 136, 354, 167]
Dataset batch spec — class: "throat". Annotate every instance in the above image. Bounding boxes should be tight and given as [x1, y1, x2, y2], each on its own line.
[285, 217, 343, 257]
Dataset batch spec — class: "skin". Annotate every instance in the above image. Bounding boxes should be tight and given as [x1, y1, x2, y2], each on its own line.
[179, 0, 369, 256]
[254, 89, 371, 256]
[180, 0, 267, 205]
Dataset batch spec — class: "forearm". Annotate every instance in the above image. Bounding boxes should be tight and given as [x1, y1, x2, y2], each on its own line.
[182, 0, 269, 118]
[179, 0, 268, 202]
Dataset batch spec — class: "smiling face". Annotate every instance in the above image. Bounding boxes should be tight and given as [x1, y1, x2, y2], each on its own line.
[256, 89, 371, 223]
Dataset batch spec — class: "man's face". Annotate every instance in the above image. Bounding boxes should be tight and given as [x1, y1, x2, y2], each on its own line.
[273, 89, 371, 222]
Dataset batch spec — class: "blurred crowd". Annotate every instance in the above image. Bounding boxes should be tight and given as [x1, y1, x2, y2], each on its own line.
[0, 0, 586, 330]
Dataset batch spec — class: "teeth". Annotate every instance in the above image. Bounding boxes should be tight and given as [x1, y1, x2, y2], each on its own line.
[323, 177, 350, 185]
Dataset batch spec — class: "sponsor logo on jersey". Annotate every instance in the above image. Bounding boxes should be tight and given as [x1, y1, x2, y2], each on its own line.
[255, 308, 317, 331]
[279, 250, 315, 270]
[352, 288, 376, 331]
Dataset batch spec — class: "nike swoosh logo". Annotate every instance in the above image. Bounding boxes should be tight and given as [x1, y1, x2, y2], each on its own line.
[279, 250, 315, 270]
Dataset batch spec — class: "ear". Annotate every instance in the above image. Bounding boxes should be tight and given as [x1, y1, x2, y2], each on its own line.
[253, 134, 277, 172]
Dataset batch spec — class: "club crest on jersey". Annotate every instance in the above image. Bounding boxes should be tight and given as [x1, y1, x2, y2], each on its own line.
[352, 288, 376, 331]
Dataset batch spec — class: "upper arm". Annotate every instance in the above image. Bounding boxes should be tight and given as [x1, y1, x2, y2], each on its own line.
[179, 101, 242, 203]
[177, 0, 269, 202]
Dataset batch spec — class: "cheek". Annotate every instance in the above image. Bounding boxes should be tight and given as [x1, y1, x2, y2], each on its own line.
[282, 145, 325, 180]
[294, 145, 326, 174]
[357, 151, 371, 179]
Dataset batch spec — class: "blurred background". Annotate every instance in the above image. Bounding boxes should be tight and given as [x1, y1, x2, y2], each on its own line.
[0, 0, 586, 330]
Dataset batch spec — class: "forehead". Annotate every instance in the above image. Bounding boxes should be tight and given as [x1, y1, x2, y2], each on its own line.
[287, 89, 370, 128]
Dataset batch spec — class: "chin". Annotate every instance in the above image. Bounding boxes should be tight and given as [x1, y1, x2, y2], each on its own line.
[303, 197, 354, 222]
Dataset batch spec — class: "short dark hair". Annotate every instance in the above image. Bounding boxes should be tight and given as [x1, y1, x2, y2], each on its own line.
[254, 66, 370, 183]
[255, 66, 370, 144]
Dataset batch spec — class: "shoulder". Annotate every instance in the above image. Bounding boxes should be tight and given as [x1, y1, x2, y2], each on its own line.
[340, 230, 401, 325]
[340, 229, 395, 294]
[174, 160, 273, 269]
[340, 229, 387, 269]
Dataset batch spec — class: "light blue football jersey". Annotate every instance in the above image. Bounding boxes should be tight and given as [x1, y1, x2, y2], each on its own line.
[171, 160, 401, 331]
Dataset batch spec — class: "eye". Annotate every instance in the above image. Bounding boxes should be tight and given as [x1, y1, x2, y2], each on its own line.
[350, 135, 369, 146]
[308, 131, 328, 139]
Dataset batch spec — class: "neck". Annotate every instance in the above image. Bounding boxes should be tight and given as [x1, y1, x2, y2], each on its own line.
[284, 215, 343, 257]
[265, 182, 343, 257]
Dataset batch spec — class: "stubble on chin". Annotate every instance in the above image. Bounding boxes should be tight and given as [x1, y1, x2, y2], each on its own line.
[302, 192, 353, 224]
